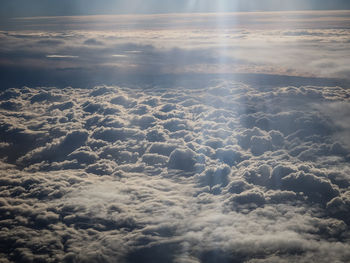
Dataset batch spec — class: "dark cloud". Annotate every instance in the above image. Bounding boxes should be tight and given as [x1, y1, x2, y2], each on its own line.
[281, 171, 340, 202]
[92, 127, 145, 142]
[36, 39, 65, 46]
[30, 91, 63, 104]
[198, 165, 230, 191]
[168, 148, 198, 172]
[18, 130, 89, 166]
[83, 38, 104, 46]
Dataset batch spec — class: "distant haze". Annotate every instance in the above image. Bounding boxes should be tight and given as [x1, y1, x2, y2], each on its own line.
[1, 0, 350, 19]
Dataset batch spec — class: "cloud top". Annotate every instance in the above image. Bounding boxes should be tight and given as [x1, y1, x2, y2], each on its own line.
[0, 80, 349, 262]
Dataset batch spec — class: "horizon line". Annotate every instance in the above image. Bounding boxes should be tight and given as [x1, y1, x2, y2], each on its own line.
[10, 9, 350, 20]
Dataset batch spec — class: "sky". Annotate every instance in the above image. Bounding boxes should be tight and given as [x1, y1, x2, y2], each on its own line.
[1, 0, 350, 18]
[0, 1, 350, 263]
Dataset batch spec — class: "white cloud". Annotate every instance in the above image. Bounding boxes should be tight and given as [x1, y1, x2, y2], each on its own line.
[0, 79, 349, 262]
[46, 55, 79, 58]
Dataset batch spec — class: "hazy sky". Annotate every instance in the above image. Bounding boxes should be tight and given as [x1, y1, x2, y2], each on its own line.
[1, 10, 349, 88]
[1, 0, 350, 18]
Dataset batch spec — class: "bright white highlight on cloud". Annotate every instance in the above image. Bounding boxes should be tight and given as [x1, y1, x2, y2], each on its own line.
[112, 54, 128, 57]
[46, 55, 79, 58]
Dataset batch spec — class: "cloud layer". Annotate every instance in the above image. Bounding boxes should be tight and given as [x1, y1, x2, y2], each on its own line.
[1, 11, 350, 89]
[0, 80, 350, 262]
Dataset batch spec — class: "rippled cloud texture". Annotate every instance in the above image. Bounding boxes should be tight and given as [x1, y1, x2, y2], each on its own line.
[1, 82, 350, 262]
[0, 10, 350, 263]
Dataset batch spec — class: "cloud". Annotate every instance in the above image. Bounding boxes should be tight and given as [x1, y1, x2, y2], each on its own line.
[0, 78, 350, 262]
[281, 171, 339, 202]
[83, 38, 104, 46]
[18, 130, 89, 166]
[92, 127, 145, 142]
[168, 148, 199, 172]
[46, 55, 79, 58]
[1, 12, 350, 90]
[30, 90, 63, 104]
[0, 12, 349, 262]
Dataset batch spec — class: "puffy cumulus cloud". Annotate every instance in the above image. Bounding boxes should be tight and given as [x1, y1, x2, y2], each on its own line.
[168, 148, 202, 172]
[197, 165, 230, 193]
[0, 80, 350, 262]
[327, 191, 350, 224]
[92, 127, 145, 142]
[281, 171, 339, 203]
[18, 130, 89, 167]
